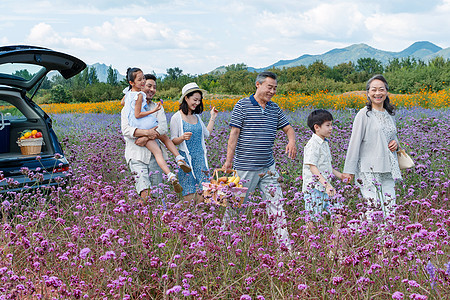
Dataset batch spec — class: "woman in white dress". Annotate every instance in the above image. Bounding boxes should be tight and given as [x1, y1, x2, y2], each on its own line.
[342, 74, 402, 221]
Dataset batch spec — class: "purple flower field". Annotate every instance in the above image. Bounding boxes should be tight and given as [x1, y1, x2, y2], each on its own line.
[0, 108, 449, 299]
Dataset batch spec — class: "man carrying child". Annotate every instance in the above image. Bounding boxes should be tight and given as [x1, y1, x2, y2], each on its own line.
[121, 74, 168, 201]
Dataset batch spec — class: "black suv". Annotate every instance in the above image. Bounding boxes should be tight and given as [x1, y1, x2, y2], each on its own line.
[0, 45, 86, 192]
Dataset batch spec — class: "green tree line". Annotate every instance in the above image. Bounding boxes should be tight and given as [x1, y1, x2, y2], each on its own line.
[29, 57, 450, 104]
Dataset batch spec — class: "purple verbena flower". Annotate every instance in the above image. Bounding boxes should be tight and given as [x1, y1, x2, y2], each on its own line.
[80, 248, 91, 259]
[392, 291, 404, 299]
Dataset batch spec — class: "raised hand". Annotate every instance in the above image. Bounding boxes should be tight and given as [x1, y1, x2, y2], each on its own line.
[210, 106, 219, 119]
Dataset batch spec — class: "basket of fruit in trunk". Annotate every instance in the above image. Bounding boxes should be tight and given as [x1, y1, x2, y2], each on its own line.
[16, 129, 43, 155]
[202, 168, 248, 208]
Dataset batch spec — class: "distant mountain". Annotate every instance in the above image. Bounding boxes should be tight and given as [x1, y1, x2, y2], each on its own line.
[210, 66, 227, 75]
[222, 41, 449, 73]
[88, 64, 168, 82]
[397, 41, 442, 57]
[424, 47, 450, 61]
[89, 63, 125, 83]
[82, 41, 450, 79]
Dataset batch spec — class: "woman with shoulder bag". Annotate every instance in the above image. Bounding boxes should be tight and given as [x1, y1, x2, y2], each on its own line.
[342, 74, 402, 221]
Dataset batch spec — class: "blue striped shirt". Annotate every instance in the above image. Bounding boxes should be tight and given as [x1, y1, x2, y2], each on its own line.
[230, 94, 289, 170]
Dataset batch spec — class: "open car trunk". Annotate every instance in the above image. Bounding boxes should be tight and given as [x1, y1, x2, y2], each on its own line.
[0, 46, 86, 192]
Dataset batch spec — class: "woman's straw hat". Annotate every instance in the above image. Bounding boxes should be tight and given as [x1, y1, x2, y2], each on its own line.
[179, 82, 206, 103]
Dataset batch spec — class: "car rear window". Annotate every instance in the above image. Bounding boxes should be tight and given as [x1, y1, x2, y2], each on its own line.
[0, 63, 44, 81]
[0, 100, 26, 119]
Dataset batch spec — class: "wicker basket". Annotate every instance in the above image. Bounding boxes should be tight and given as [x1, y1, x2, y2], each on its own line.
[202, 169, 248, 208]
[17, 137, 43, 155]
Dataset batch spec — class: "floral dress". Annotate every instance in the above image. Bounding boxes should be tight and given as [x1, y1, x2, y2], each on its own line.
[178, 120, 209, 196]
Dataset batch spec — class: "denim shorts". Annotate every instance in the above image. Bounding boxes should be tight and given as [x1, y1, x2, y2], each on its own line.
[303, 188, 335, 221]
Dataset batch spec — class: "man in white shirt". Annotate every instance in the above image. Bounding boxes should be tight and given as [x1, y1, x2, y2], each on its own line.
[121, 74, 168, 201]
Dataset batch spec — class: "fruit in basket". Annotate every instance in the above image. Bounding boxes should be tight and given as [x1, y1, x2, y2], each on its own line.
[218, 176, 228, 183]
[209, 172, 245, 188]
[19, 129, 41, 139]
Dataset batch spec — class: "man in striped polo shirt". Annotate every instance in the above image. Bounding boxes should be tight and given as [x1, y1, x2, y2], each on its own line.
[222, 71, 297, 251]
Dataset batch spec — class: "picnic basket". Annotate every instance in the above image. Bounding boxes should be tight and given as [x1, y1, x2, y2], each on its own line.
[17, 137, 43, 155]
[202, 168, 248, 208]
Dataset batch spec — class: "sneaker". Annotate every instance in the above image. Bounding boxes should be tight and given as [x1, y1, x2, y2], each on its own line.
[170, 177, 183, 193]
[177, 159, 192, 173]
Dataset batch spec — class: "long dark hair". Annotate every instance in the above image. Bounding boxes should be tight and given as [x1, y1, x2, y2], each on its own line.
[366, 74, 395, 115]
[180, 91, 204, 115]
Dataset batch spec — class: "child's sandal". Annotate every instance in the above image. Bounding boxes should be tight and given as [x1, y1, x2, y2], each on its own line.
[177, 159, 192, 173]
[170, 177, 183, 193]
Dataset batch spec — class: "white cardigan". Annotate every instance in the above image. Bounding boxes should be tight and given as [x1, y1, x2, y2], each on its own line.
[343, 106, 399, 174]
[170, 111, 210, 179]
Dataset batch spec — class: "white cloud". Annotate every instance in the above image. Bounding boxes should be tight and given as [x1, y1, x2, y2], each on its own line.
[26, 22, 104, 51]
[26, 23, 61, 45]
[245, 44, 270, 56]
[304, 3, 366, 38]
[256, 2, 368, 40]
[1, 0, 449, 74]
[365, 13, 422, 48]
[84, 17, 204, 50]
[364, 3, 450, 51]
[67, 38, 104, 51]
[440, 0, 450, 10]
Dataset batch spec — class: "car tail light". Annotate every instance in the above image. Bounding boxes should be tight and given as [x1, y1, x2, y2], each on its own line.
[53, 166, 69, 173]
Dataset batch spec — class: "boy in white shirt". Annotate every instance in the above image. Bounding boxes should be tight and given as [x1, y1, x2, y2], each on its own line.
[302, 109, 344, 222]
[303, 109, 346, 259]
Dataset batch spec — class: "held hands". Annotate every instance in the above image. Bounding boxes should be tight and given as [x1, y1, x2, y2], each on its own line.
[388, 140, 398, 152]
[325, 183, 336, 197]
[341, 173, 354, 183]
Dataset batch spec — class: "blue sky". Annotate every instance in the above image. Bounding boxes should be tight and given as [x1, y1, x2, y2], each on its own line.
[1, 0, 449, 76]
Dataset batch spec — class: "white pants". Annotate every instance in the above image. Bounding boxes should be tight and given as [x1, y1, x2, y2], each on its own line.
[357, 172, 396, 221]
[128, 157, 163, 195]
